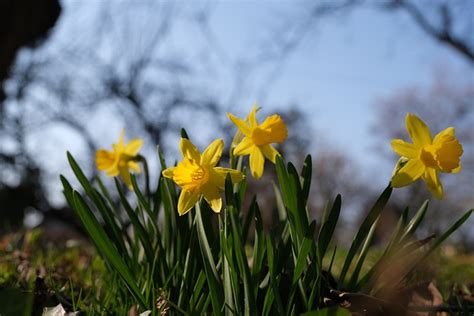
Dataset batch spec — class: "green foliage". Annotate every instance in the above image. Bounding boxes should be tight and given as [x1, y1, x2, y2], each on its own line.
[59, 146, 472, 314]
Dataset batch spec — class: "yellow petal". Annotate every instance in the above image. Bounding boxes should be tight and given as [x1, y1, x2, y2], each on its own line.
[113, 129, 126, 152]
[128, 161, 141, 173]
[201, 138, 224, 167]
[118, 129, 125, 145]
[406, 113, 432, 147]
[96, 150, 115, 172]
[125, 138, 144, 156]
[248, 104, 259, 128]
[233, 137, 255, 156]
[249, 146, 265, 179]
[106, 166, 120, 177]
[227, 113, 251, 136]
[162, 167, 175, 179]
[119, 166, 133, 189]
[177, 190, 200, 216]
[390, 139, 419, 159]
[180, 138, 201, 161]
[260, 144, 279, 163]
[422, 168, 443, 199]
[391, 158, 425, 187]
[212, 167, 245, 188]
[202, 184, 222, 213]
[231, 129, 245, 149]
[451, 165, 462, 174]
[252, 114, 288, 145]
[433, 127, 454, 144]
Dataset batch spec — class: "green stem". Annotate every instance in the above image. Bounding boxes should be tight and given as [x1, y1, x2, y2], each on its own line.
[137, 155, 151, 203]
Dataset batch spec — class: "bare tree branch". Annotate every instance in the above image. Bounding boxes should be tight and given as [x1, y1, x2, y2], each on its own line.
[386, 0, 474, 62]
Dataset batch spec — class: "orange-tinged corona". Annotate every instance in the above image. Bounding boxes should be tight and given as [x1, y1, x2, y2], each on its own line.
[162, 138, 244, 215]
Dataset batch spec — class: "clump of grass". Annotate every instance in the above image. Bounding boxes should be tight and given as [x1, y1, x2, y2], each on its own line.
[55, 131, 472, 314]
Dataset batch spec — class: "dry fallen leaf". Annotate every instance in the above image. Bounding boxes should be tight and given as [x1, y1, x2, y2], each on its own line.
[408, 282, 447, 316]
[42, 304, 66, 316]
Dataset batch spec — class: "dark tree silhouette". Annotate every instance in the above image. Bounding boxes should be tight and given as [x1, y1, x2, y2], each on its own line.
[0, 0, 60, 103]
[381, 0, 474, 63]
[0, 2, 227, 233]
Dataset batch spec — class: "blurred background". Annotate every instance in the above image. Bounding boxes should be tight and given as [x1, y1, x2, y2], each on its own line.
[0, 0, 473, 249]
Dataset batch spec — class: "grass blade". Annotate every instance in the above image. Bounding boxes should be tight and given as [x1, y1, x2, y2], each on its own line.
[300, 154, 312, 206]
[292, 237, 313, 285]
[346, 216, 379, 290]
[195, 201, 224, 315]
[317, 195, 341, 264]
[114, 178, 155, 265]
[68, 188, 147, 307]
[400, 200, 429, 242]
[338, 185, 392, 288]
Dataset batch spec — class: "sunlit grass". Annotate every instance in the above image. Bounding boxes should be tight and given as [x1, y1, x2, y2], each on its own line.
[0, 114, 472, 315]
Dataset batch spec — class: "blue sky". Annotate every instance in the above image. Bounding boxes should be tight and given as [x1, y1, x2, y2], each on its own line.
[26, 1, 472, 203]
[198, 1, 472, 185]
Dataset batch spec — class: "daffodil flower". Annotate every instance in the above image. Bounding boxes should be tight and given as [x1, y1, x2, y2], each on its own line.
[227, 105, 288, 179]
[390, 113, 463, 199]
[96, 129, 143, 189]
[162, 138, 244, 216]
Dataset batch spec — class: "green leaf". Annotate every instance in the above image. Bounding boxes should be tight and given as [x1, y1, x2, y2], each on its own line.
[356, 207, 409, 291]
[287, 162, 309, 236]
[262, 287, 275, 316]
[180, 128, 189, 139]
[251, 201, 265, 279]
[225, 173, 235, 207]
[195, 201, 224, 315]
[238, 173, 248, 206]
[272, 182, 287, 222]
[130, 174, 153, 217]
[385, 206, 409, 252]
[69, 189, 147, 307]
[318, 194, 341, 263]
[300, 154, 312, 205]
[66, 152, 128, 257]
[400, 200, 429, 242]
[189, 271, 207, 313]
[292, 237, 313, 285]
[229, 204, 256, 316]
[177, 224, 197, 308]
[338, 185, 392, 288]
[114, 178, 155, 264]
[346, 216, 379, 290]
[159, 177, 177, 264]
[275, 155, 291, 211]
[242, 196, 256, 243]
[222, 233, 236, 316]
[415, 209, 472, 267]
[265, 235, 285, 315]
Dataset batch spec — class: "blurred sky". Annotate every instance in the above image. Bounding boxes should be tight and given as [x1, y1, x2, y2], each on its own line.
[26, 1, 473, 202]
[200, 1, 472, 186]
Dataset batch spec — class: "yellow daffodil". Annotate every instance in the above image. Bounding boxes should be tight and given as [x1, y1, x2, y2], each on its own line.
[390, 113, 463, 199]
[96, 129, 143, 189]
[162, 138, 244, 216]
[227, 105, 288, 179]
